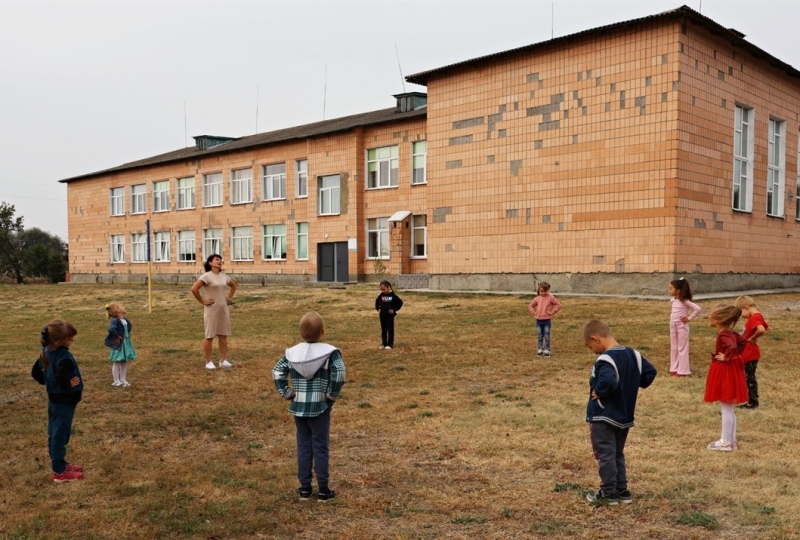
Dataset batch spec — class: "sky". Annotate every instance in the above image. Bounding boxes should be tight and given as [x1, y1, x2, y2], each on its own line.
[2, 1, 799, 240]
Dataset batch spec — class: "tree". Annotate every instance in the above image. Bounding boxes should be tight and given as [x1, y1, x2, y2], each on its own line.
[0, 202, 24, 283]
[19, 228, 68, 283]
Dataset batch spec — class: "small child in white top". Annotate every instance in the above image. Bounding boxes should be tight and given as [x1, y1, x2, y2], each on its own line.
[668, 278, 701, 376]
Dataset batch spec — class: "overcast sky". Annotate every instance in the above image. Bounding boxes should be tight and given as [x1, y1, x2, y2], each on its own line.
[2, 1, 799, 240]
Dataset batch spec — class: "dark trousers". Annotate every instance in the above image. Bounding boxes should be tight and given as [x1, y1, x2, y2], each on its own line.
[294, 406, 332, 489]
[536, 319, 552, 350]
[589, 421, 629, 494]
[380, 314, 395, 347]
[48, 401, 77, 474]
[744, 360, 759, 406]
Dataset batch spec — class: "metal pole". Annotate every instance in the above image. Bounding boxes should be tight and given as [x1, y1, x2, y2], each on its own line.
[146, 219, 152, 314]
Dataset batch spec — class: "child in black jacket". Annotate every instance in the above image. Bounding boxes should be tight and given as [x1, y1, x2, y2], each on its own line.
[375, 280, 403, 350]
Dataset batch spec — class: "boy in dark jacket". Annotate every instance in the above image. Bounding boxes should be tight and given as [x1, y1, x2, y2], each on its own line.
[583, 320, 657, 505]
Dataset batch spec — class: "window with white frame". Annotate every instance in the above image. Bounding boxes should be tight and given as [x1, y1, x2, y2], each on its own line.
[412, 214, 427, 257]
[767, 118, 786, 217]
[178, 230, 196, 262]
[231, 226, 254, 261]
[153, 180, 170, 212]
[318, 174, 340, 215]
[131, 184, 146, 214]
[177, 177, 195, 210]
[263, 164, 286, 200]
[263, 224, 287, 260]
[732, 105, 754, 212]
[110, 235, 125, 263]
[296, 160, 308, 198]
[110, 187, 125, 216]
[131, 233, 147, 263]
[230, 168, 253, 204]
[367, 145, 399, 188]
[367, 217, 390, 259]
[412, 141, 427, 185]
[203, 228, 222, 260]
[296, 222, 309, 260]
[203, 173, 223, 207]
[154, 231, 170, 262]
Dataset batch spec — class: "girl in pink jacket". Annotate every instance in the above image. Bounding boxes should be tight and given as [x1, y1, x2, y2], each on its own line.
[668, 278, 701, 376]
[528, 282, 562, 357]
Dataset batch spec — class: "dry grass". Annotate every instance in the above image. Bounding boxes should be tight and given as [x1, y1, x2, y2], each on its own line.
[1, 283, 800, 540]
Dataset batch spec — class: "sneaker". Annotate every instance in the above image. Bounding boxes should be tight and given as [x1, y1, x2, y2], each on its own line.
[616, 489, 632, 504]
[379, 346, 385, 349]
[205, 361, 216, 370]
[219, 360, 233, 368]
[318, 488, 337, 502]
[111, 381, 123, 387]
[121, 381, 131, 387]
[586, 490, 619, 505]
[53, 470, 84, 483]
[298, 487, 313, 501]
[544, 350, 551, 357]
[537, 349, 543, 356]
[384, 346, 392, 350]
[738, 403, 758, 409]
[65, 463, 83, 473]
[707, 439, 734, 452]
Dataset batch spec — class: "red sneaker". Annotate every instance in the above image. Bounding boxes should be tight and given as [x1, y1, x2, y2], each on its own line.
[66, 463, 84, 473]
[53, 470, 84, 483]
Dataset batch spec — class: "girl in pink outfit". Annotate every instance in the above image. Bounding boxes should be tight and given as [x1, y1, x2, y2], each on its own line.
[668, 278, 701, 376]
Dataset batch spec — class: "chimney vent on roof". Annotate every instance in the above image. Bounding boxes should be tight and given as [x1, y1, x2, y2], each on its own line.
[393, 92, 427, 113]
[728, 28, 746, 39]
[193, 135, 237, 151]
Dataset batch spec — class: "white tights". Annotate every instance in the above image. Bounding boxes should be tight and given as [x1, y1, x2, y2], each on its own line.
[720, 402, 737, 443]
[112, 362, 129, 383]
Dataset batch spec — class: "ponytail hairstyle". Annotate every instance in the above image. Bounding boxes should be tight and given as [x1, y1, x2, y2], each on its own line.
[106, 302, 123, 319]
[669, 277, 693, 301]
[39, 320, 78, 368]
[379, 280, 394, 292]
[204, 254, 221, 272]
[708, 304, 741, 330]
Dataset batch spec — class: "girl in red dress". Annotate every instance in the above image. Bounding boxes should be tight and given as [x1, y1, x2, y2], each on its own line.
[703, 304, 749, 451]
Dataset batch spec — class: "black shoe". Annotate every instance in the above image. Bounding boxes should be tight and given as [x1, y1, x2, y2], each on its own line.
[317, 488, 336, 502]
[738, 403, 759, 409]
[298, 487, 312, 501]
[616, 489, 632, 504]
[586, 490, 619, 505]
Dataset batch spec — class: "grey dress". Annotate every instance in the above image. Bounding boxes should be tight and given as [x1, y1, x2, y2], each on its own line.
[198, 271, 232, 338]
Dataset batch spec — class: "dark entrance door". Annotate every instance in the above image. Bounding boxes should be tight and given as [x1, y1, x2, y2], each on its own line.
[317, 242, 349, 282]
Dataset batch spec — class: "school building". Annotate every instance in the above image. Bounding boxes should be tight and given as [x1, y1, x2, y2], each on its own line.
[61, 5, 800, 294]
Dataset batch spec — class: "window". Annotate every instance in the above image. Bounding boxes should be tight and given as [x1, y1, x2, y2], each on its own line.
[131, 233, 147, 263]
[178, 230, 196, 262]
[203, 173, 223, 207]
[110, 187, 125, 216]
[177, 177, 195, 210]
[732, 105, 754, 212]
[767, 118, 786, 217]
[203, 228, 222, 260]
[153, 180, 169, 212]
[296, 160, 308, 198]
[796, 134, 800, 220]
[318, 174, 340, 215]
[296, 222, 309, 260]
[231, 226, 253, 261]
[131, 184, 146, 214]
[412, 214, 427, 257]
[412, 141, 427, 185]
[367, 145, 399, 188]
[263, 224, 287, 260]
[263, 164, 286, 200]
[110, 235, 125, 263]
[367, 217, 389, 259]
[154, 231, 170, 262]
[230, 168, 253, 204]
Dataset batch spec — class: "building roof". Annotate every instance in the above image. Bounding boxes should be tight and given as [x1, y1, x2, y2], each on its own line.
[59, 106, 426, 183]
[406, 5, 800, 85]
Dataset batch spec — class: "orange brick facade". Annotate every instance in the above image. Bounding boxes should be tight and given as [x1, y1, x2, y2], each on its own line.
[64, 8, 800, 293]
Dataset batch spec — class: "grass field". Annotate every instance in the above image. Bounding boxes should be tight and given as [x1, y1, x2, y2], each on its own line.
[2, 283, 799, 540]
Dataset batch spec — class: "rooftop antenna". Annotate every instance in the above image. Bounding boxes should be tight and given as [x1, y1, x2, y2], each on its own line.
[323, 65, 328, 120]
[255, 85, 259, 134]
[551, 2, 554, 39]
[183, 101, 188, 147]
[699, 0, 703, 13]
[395, 43, 406, 93]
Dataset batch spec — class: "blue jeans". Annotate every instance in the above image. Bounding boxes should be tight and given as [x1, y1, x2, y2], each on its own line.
[294, 406, 332, 489]
[48, 401, 77, 473]
[536, 319, 551, 350]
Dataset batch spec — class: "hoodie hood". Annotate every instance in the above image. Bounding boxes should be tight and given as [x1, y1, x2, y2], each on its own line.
[285, 342, 339, 379]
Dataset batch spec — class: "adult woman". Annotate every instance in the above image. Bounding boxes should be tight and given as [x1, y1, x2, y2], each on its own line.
[191, 254, 237, 369]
